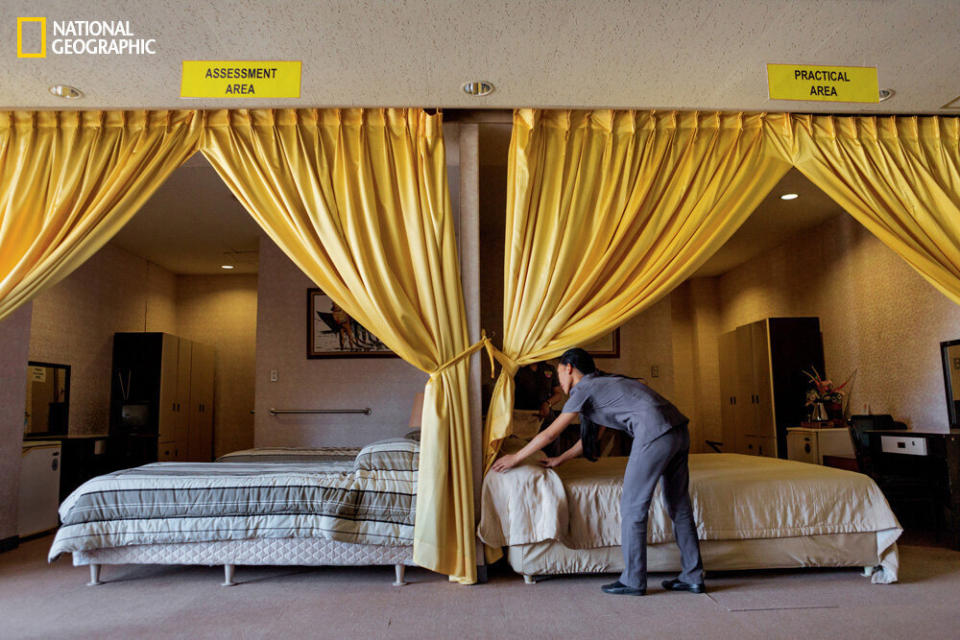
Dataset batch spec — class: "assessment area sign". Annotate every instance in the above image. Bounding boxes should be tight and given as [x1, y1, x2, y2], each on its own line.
[767, 64, 878, 103]
[181, 61, 301, 98]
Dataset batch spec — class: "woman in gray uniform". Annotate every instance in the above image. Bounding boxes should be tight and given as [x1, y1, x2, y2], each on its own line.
[491, 348, 705, 596]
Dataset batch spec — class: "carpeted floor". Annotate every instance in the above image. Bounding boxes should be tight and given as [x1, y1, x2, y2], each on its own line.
[2, 535, 959, 639]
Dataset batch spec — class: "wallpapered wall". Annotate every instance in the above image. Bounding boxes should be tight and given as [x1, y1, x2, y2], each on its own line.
[28, 244, 178, 436]
[253, 235, 428, 447]
[715, 212, 960, 431]
[176, 274, 258, 456]
[25, 243, 258, 449]
[0, 304, 32, 541]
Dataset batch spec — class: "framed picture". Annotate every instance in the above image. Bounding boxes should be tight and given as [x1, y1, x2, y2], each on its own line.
[583, 328, 620, 358]
[307, 288, 397, 359]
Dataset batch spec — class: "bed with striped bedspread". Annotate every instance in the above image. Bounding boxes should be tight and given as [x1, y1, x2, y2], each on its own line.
[49, 459, 416, 561]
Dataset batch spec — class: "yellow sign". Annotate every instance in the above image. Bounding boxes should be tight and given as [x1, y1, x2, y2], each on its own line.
[767, 64, 878, 103]
[181, 61, 301, 98]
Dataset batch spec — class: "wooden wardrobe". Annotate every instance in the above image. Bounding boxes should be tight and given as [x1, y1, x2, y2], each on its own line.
[718, 317, 825, 458]
[110, 332, 215, 466]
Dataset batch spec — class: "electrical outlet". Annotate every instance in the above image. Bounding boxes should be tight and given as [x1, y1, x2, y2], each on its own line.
[270, 369, 278, 382]
[651, 365, 660, 378]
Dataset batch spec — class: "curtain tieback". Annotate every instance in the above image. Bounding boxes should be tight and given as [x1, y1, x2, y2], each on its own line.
[429, 330, 516, 379]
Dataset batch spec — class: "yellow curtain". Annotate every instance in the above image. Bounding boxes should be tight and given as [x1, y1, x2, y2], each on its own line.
[201, 108, 476, 583]
[766, 114, 960, 305]
[0, 110, 202, 320]
[483, 109, 792, 469]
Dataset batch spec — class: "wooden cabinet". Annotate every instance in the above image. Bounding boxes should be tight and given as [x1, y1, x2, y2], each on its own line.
[111, 333, 215, 465]
[718, 318, 825, 458]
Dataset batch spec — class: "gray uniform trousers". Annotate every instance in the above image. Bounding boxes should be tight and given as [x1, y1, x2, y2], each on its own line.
[620, 422, 703, 590]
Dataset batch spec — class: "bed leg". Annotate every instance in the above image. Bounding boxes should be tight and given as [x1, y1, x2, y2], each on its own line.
[87, 564, 103, 586]
[222, 564, 236, 587]
[523, 574, 537, 585]
[393, 564, 407, 587]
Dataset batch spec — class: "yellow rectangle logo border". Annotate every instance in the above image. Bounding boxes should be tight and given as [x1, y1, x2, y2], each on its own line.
[17, 17, 46, 58]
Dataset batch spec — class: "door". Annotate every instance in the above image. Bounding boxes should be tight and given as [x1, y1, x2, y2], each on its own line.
[734, 325, 756, 451]
[175, 338, 192, 460]
[188, 342, 215, 461]
[717, 331, 739, 453]
[158, 335, 179, 442]
[750, 320, 775, 440]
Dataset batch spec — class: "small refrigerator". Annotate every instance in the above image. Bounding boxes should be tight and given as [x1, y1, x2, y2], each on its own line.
[19, 441, 62, 537]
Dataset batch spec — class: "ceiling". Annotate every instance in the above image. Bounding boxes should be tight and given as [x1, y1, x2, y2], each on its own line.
[110, 153, 262, 274]
[7, 1, 941, 276]
[4, 0, 959, 112]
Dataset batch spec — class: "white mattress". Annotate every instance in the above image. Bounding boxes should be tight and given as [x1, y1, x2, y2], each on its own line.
[72, 537, 414, 567]
[508, 531, 886, 577]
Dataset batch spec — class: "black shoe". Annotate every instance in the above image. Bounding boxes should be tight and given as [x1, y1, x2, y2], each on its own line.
[661, 578, 706, 594]
[601, 580, 645, 596]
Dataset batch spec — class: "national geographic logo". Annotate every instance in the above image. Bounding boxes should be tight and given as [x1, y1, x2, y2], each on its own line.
[16, 18, 157, 57]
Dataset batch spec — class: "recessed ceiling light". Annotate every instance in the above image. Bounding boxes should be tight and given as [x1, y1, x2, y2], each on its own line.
[220, 265, 235, 270]
[780, 193, 799, 201]
[48, 85, 83, 99]
[878, 89, 895, 102]
[462, 81, 494, 97]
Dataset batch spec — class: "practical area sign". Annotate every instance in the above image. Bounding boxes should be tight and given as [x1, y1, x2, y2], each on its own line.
[180, 60, 301, 98]
[767, 64, 878, 103]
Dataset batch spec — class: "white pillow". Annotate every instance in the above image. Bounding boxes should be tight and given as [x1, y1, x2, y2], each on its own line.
[353, 437, 420, 472]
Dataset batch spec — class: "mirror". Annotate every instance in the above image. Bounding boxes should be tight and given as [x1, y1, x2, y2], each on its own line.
[942, 340, 960, 429]
[25, 361, 70, 437]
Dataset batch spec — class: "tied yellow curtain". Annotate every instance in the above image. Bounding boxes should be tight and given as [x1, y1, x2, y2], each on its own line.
[766, 114, 960, 305]
[483, 109, 791, 469]
[201, 108, 476, 583]
[0, 110, 202, 320]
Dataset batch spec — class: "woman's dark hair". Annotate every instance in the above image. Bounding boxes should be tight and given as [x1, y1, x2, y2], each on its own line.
[558, 348, 596, 375]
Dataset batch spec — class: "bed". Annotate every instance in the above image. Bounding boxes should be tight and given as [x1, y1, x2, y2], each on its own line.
[478, 447, 902, 585]
[215, 446, 362, 469]
[49, 438, 418, 587]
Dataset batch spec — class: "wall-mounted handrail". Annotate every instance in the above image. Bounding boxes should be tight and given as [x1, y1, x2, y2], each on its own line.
[268, 408, 372, 416]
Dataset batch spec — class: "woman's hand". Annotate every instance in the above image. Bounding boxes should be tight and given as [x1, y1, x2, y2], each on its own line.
[491, 454, 521, 473]
[540, 456, 564, 468]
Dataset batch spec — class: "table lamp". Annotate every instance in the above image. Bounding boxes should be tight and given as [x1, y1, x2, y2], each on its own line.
[408, 392, 424, 431]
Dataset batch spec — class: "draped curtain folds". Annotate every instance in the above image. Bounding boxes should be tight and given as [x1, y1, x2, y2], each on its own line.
[3, 107, 960, 588]
[200, 108, 476, 584]
[766, 114, 960, 305]
[483, 109, 792, 468]
[0, 110, 202, 320]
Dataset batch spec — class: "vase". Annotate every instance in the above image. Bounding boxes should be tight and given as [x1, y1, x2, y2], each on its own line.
[810, 402, 829, 422]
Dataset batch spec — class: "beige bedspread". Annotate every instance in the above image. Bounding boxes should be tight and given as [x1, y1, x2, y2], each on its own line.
[479, 453, 901, 551]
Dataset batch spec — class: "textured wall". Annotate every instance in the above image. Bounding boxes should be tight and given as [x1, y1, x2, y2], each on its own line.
[670, 279, 723, 452]
[254, 235, 428, 447]
[717, 213, 960, 431]
[176, 274, 258, 456]
[0, 304, 32, 541]
[28, 245, 177, 436]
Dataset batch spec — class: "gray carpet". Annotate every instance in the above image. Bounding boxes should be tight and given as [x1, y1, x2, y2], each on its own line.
[2, 536, 959, 639]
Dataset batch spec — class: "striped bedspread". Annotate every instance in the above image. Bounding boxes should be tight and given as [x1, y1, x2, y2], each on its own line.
[48, 461, 416, 561]
[215, 447, 361, 468]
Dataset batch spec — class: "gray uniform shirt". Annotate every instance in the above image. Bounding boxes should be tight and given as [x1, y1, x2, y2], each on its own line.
[562, 373, 689, 445]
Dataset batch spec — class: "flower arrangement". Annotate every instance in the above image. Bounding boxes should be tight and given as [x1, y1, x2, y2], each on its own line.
[804, 367, 850, 421]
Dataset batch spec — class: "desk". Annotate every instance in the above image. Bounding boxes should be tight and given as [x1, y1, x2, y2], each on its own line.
[866, 429, 960, 549]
